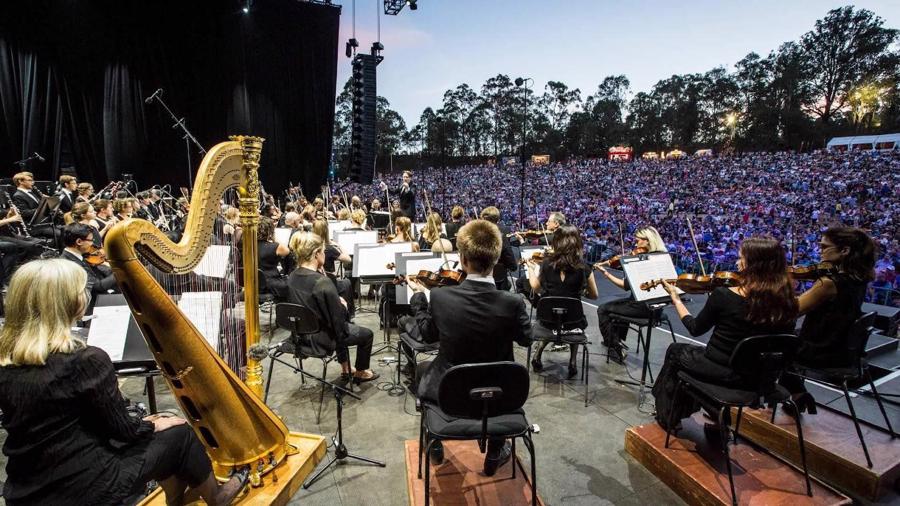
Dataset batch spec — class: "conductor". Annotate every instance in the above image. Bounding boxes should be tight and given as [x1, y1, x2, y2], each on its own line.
[380, 170, 416, 220]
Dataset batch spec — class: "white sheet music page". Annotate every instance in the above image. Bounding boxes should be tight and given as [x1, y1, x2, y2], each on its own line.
[274, 227, 293, 246]
[328, 220, 352, 240]
[335, 230, 378, 257]
[621, 253, 682, 302]
[178, 292, 223, 351]
[192, 244, 231, 278]
[354, 242, 414, 277]
[87, 306, 132, 361]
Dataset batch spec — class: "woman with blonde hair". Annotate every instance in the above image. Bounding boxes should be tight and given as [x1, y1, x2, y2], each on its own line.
[391, 216, 419, 251]
[0, 259, 247, 505]
[594, 225, 668, 361]
[72, 201, 114, 247]
[418, 212, 445, 251]
[288, 232, 378, 384]
[222, 206, 242, 245]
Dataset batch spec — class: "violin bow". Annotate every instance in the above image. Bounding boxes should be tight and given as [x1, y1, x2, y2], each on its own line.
[384, 184, 393, 230]
[686, 216, 707, 276]
[618, 222, 625, 256]
[790, 225, 796, 267]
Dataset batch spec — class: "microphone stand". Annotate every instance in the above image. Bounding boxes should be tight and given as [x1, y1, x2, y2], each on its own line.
[145, 89, 205, 189]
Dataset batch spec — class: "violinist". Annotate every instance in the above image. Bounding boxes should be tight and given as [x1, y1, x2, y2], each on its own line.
[418, 212, 446, 252]
[512, 212, 564, 246]
[445, 206, 466, 247]
[350, 195, 367, 213]
[780, 227, 877, 413]
[313, 197, 326, 220]
[480, 206, 518, 291]
[60, 224, 118, 303]
[392, 217, 420, 251]
[405, 220, 532, 476]
[594, 226, 666, 361]
[652, 237, 798, 431]
[347, 209, 368, 231]
[525, 225, 599, 378]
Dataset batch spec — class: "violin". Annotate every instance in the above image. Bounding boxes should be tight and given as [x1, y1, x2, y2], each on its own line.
[84, 245, 108, 266]
[393, 267, 467, 289]
[640, 271, 741, 294]
[594, 247, 648, 270]
[787, 262, 835, 281]
[508, 229, 551, 239]
[519, 249, 552, 265]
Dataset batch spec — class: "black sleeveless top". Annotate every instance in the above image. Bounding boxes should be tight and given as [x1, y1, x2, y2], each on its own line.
[797, 272, 867, 367]
[538, 259, 592, 329]
[257, 241, 281, 278]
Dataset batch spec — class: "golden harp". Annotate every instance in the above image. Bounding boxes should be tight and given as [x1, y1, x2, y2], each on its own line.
[106, 136, 323, 499]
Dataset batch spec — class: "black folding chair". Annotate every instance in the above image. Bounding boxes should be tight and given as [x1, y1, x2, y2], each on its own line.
[786, 312, 896, 468]
[528, 296, 591, 406]
[664, 334, 811, 506]
[264, 303, 337, 424]
[257, 269, 277, 339]
[418, 361, 538, 506]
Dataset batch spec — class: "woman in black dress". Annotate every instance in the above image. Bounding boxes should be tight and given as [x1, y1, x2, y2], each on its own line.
[525, 225, 599, 378]
[781, 227, 877, 413]
[594, 226, 668, 362]
[257, 216, 291, 300]
[652, 236, 798, 429]
[0, 259, 247, 505]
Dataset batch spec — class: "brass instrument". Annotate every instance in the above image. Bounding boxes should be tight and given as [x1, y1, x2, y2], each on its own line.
[105, 136, 319, 489]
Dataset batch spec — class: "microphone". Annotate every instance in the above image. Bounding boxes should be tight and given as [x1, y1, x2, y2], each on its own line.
[33, 152, 45, 163]
[144, 88, 163, 104]
[248, 343, 270, 361]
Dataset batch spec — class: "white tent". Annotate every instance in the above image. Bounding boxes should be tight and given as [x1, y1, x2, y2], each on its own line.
[826, 133, 900, 151]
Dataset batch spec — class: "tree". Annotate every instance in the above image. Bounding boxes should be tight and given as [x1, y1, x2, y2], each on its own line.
[376, 96, 407, 160]
[800, 6, 898, 126]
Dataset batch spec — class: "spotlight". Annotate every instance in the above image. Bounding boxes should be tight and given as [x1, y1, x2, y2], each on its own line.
[242, 6, 249, 13]
[515, 77, 524, 86]
[242, 0, 252, 14]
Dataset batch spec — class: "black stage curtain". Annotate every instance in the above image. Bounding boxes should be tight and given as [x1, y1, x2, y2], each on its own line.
[0, 0, 339, 196]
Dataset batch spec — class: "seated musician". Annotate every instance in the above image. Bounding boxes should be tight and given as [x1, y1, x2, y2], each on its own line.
[222, 206, 242, 245]
[0, 207, 43, 283]
[312, 219, 354, 316]
[257, 217, 290, 300]
[56, 175, 77, 213]
[93, 198, 119, 230]
[113, 198, 134, 221]
[652, 237, 798, 430]
[512, 211, 564, 246]
[350, 195, 367, 213]
[11, 171, 54, 239]
[72, 202, 113, 246]
[347, 208, 367, 231]
[0, 259, 248, 505]
[288, 232, 379, 384]
[525, 225, 599, 378]
[313, 197, 326, 220]
[405, 219, 533, 475]
[417, 212, 445, 251]
[780, 227, 877, 413]
[391, 216, 419, 251]
[480, 206, 518, 291]
[61, 224, 118, 302]
[445, 205, 465, 246]
[593, 226, 667, 362]
[75, 182, 94, 203]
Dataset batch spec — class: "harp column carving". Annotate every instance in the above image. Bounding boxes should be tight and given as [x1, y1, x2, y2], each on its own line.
[235, 135, 265, 398]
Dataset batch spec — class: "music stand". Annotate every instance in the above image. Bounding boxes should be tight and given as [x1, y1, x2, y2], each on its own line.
[354, 242, 414, 354]
[368, 211, 390, 231]
[29, 195, 61, 247]
[613, 252, 681, 407]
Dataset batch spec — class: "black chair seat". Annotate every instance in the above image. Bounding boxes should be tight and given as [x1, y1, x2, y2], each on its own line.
[794, 364, 858, 382]
[609, 314, 652, 326]
[400, 332, 439, 353]
[532, 324, 586, 343]
[677, 371, 789, 406]
[424, 404, 529, 438]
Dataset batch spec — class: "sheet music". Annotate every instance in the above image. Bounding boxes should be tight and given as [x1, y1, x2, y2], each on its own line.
[328, 220, 352, 240]
[274, 227, 293, 246]
[335, 230, 378, 257]
[413, 223, 448, 237]
[192, 244, 231, 278]
[402, 257, 446, 303]
[621, 253, 682, 302]
[87, 306, 132, 361]
[178, 292, 223, 350]
[353, 242, 414, 277]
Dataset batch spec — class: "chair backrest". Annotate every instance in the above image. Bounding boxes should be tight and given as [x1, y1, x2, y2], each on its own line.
[257, 268, 271, 295]
[845, 312, 876, 358]
[729, 334, 799, 395]
[274, 302, 329, 356]
[536, 296, 585, 331]
[437, 361, 529, 419]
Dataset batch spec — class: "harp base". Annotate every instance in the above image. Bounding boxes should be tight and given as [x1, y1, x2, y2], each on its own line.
[139, 432, 327, 505]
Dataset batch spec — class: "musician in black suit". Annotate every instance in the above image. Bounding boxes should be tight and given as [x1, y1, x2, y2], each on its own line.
[61, 224, 118, 303]
[380, 170, 416, 220]
[56, 175, 77, 214]
[11, 171, 55, 239]
[405, 219, 532, 476]
[480, 206, 518, 291]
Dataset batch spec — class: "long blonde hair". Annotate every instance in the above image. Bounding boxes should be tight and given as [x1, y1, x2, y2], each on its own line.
[0, 259, 88, 366]
[636, 226, 667, 253]
[422, 212, 443, 244]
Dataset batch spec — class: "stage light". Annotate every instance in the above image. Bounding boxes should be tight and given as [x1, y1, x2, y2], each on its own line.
[408, 0, 418, 10]
[242, 0, 252, 14]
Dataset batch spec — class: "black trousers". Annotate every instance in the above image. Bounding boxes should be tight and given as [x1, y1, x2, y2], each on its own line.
[132, 424, 213, 492]
[596, 297, 652, 345]
[651, 343, 739, 429]
[336, 323, 374, 370]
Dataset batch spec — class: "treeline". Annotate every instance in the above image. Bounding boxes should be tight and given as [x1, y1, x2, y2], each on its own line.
[332, 6, 900, 173]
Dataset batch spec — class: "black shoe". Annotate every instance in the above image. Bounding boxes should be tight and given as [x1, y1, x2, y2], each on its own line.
[567, 364, 578, 379]
[783, 392, 818, 417]
[530, 358, 543, 372]
[483, 442, 512, 476]
[429, 440, 444, 465]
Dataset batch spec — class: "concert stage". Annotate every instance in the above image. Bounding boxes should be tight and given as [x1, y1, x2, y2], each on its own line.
[403, 440, 543, 506]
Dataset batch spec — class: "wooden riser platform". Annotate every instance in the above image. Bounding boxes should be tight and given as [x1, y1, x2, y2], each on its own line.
[404, 440, 544, 506]
[140, 432, 326, 505]
[730, 407, 900, 501]
[625, 415, 850, 506]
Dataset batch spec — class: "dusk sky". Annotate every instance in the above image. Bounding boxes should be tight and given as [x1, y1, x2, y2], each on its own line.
[335, 0, 900, 128]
